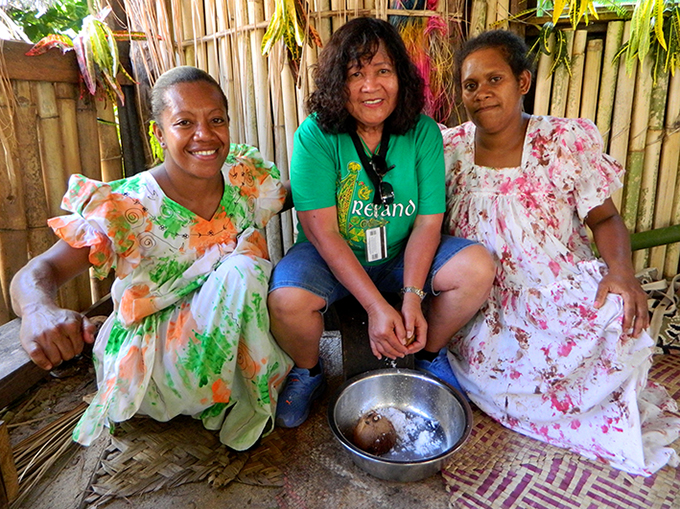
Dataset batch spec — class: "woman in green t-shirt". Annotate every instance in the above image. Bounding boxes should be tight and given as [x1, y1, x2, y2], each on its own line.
[268, 17, 495, 428]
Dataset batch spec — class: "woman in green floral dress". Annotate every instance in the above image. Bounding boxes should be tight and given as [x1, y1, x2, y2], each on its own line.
[10, 66, 293, 450]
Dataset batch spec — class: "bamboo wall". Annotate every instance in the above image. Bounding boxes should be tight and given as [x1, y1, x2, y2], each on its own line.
[123, 0, 465, 266]
[124, 0, 680, 279]
[0, 41, 123, 326]
[527, 21, 680, 277]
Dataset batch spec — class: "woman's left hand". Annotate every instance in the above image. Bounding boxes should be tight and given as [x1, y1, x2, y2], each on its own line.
[594, 271, 649, 337]
[587, 199, 650, 338]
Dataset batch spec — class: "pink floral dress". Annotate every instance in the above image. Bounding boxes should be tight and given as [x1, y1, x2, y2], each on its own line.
[48, 144, 293, 451]
[441, 116, 680, 475]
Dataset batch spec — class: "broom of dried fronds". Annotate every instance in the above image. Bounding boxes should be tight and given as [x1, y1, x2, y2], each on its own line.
[9, 402, 87, 509]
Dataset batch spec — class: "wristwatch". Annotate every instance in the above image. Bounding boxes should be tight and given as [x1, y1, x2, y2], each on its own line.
[401, 286, 426, 300]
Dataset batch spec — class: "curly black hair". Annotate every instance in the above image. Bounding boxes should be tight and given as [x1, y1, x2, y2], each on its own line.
[151, 66, 228, 125]
[454, 30, 535, 98]
[307, 17, 424, 135]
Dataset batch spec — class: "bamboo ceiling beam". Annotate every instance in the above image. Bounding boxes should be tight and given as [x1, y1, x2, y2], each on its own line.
[179, 9, 464, 47]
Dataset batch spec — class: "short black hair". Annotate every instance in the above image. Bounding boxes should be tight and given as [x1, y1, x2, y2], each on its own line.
[151, 66, 228, 125]
[307, 17, 424, 135]
[454, 30, 535, 97]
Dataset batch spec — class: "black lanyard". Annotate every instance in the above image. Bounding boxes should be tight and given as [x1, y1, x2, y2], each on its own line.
[349, 128, 391, 205]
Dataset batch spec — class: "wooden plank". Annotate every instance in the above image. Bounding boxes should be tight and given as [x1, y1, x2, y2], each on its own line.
[0, 319, 46, 412]
[2, 41, 79, 83]
[1, 40, 133, 86]
[0, 421, 19, 504]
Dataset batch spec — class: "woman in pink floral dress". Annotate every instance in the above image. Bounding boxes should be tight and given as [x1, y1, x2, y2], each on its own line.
[441, 30, 680, 475]
[11, 67, 292, 451]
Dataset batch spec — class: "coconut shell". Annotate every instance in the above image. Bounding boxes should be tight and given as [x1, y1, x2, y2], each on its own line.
[352, 411, 397, 456]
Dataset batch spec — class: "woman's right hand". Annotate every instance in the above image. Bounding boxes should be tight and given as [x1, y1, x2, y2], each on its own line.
[366, 299, 410, 360]
[20, 304, 96, 370]
[11, 240, 94, 370]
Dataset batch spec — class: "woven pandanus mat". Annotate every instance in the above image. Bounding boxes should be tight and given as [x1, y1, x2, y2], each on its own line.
[443, 354, 680, 509]
[83, 415, 293, 507]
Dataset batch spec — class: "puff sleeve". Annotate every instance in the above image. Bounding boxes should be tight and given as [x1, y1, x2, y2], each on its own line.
[47, 174, 143, 279]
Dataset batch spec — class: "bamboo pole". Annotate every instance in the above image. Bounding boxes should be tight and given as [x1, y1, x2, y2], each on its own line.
[33, 82, 82, 311]
[532, 33, 554, 116]
[632, 69, 669, 270]
[579, 38, 602, 123]
[248, 0, 273, 159]
[485, 0, 497, 30]
[316, 0, 332, 44]
[236, 0, 259, 146]
[621, 55, 653, 236]
[282, 53, 300, 168]
[204, 0, 220, 81]
[331, 0, 345, 33]
[55, 82, 91, 310]
[549, 31, 574, 118]
[95, 100, 124, 183]
[468, 0, 487, 38]
[13, 82, 55, 307]
[217, 0, 245, 143]
[269, 45, 294, 255]
[247, 0, 278, 261]
[655, 72, 680, 276]
[596, 21, 624, 148]
[0, 80, 27, 322]
[34, 81, 66, 218]
[565, 30, 587, 119]
[75, 94, 102, 181]
[608, 21, 635, 211]
[13, 82, 48, 256]
[494, 0, 509, 30]
[76, 92, 110, 301]
[191, 0, 207, 70]
[55, 83, 82, 181]
[180, 0, 196, 66]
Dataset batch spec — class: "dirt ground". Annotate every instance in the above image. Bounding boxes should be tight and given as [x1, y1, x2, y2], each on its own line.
[3, 333, 454, 509]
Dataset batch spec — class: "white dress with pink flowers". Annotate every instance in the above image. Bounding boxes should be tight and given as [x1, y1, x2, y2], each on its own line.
[441, 115, 680, 475]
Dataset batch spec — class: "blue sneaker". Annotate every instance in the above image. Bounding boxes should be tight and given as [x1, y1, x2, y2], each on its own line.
[275, 359, 326, 428]
[415, 348, 466, 395]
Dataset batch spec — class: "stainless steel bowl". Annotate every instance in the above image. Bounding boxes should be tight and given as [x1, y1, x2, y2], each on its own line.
[328, 368, 472, 482]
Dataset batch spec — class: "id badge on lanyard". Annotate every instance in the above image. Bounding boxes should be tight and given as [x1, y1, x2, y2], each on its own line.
[365, 225, 388, 262]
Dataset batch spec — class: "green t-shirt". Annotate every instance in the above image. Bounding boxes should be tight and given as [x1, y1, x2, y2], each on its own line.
[290, 114, 445, 266]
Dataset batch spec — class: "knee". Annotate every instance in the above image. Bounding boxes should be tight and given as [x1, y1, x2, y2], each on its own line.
[436, 244, 496, 297]
[268, 287, 325, 321]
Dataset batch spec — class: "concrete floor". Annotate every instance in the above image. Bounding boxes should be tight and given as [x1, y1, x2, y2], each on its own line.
[7, 333, 454, 509]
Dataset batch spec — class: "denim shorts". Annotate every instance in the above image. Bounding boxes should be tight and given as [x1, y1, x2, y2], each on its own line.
[269, 235, 477, 312]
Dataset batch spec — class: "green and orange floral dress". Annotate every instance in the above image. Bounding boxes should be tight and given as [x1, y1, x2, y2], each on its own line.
[48, 144, 293, 451]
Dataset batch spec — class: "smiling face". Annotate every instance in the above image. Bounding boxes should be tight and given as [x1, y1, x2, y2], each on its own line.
[460, 47, 531, 135]
[153, 80, 230, 182]
[345, 42, 399, 133]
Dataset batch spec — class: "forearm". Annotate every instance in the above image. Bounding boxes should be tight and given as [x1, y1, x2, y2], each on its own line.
[11, 258, 61, 317]
[591, 214, 635, 276]
[10, 240, 91, 317]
